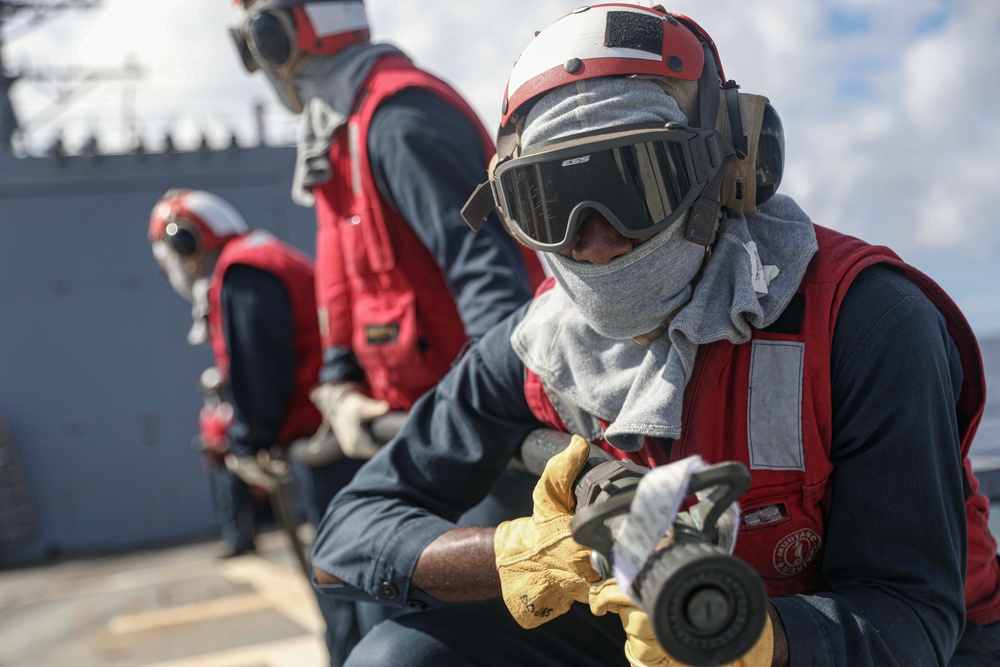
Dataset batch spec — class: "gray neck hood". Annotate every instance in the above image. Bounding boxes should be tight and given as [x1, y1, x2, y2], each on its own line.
[511, 194, 818, 451]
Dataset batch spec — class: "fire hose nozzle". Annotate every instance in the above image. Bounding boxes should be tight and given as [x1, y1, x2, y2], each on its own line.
[517, 431, 768, 667]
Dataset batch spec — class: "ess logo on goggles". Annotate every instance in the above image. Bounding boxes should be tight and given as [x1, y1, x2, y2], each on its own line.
[463, 123, 730, 253]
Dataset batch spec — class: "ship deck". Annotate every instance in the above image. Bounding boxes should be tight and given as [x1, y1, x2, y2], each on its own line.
[3, 490, 1000, 667]
[0, 530, 326, 667]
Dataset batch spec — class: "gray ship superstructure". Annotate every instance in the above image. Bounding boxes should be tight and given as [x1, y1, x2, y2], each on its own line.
[0, 141, 316, 564]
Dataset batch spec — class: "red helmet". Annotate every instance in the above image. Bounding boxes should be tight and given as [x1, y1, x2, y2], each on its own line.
[148, 189, 248, 256]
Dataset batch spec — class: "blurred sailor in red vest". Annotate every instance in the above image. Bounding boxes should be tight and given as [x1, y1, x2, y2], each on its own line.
[149, 188, 328, 461]
[228, 0, 543, 452]
[149, 188, 369, 661]
[191, 364, 259, 559]
[228, 2, 545, 660]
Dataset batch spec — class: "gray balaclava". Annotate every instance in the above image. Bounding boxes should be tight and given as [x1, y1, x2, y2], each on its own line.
[523, 76, 708, 341]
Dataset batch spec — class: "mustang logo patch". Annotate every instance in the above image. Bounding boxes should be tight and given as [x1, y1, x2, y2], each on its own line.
[773, 528, 821, 576]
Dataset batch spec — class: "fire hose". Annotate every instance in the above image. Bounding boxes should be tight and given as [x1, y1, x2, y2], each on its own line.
[196, 367, 318, 578]
[189, 409, 409, 581]
[228, 412, 412, 579]
[273, 412, 767, 665]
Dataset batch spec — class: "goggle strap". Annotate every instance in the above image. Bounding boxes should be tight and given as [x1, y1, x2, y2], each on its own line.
[461, 181, 495, 231]
[496, 110, 528, 166]
[685, 152, 732, 245]
[724, 80, 748, 158]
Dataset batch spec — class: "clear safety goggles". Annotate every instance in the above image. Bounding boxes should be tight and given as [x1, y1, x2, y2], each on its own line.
[469, 124, 728, 252]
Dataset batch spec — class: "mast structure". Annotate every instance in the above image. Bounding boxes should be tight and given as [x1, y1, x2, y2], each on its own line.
[0, 1, 134, 155]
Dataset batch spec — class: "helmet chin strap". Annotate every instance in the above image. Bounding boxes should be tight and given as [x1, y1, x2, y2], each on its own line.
[187, 277, 213, 347]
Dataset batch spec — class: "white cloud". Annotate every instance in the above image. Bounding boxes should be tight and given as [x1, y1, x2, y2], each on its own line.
[5, 0, 1000, 330]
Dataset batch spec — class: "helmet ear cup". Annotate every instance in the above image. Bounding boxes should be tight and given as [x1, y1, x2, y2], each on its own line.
[754, 102, 784, 207]
[165, 222, 200, 257]
[716, 93, 785, 213]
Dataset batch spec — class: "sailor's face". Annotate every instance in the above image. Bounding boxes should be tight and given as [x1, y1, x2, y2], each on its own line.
[556, 209, 653, 264]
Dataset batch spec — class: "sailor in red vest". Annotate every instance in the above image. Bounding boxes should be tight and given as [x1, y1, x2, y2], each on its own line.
[309, 5, 1000, 666]
[227, 1, 544, 662]
[148, 188, 369, 659]
[191, 365, 258, 559]
[227, 0, 543, 456]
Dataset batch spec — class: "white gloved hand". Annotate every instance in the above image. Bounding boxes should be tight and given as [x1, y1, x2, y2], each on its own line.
[310, 382, 390, 460]
[224, 450, 290, 492]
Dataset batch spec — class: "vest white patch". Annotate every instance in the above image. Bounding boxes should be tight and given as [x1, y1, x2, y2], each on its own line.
[772, 528, 822, 576]
[747, 340, 805, 470]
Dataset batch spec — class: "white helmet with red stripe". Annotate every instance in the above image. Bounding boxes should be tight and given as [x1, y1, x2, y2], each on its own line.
[148, 189, 248, 257]
[497, 5, 727, 157]
[477, 3, 784, 242]
[503, 5, 713, 125]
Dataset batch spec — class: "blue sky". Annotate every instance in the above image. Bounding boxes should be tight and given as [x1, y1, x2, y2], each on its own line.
[7, 0, 1000, 336]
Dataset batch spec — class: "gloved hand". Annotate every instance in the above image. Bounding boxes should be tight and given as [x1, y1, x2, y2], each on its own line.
[494, 434, 601, 628]
[198, 401, 233, 456]
[589, 579, 774, 667]
[310, 382, 390, 460]
[224, 449, 291, 493]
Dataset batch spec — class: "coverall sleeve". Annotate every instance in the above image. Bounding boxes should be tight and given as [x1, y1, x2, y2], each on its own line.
[220, 264, 297, 456]
[311, 303, 542, 606]
[368, 88, 535, 339]
[770, 265, 969, 665]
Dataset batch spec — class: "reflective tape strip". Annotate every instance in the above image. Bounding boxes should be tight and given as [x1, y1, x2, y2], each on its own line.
[348, 121, 362, 197]
[747, 341, 805, 471]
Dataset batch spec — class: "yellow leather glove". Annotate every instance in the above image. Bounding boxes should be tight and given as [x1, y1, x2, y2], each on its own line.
[494, 434, 601, 629]
[590, 579, 672, 667]
[589, 579, 774, 667]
